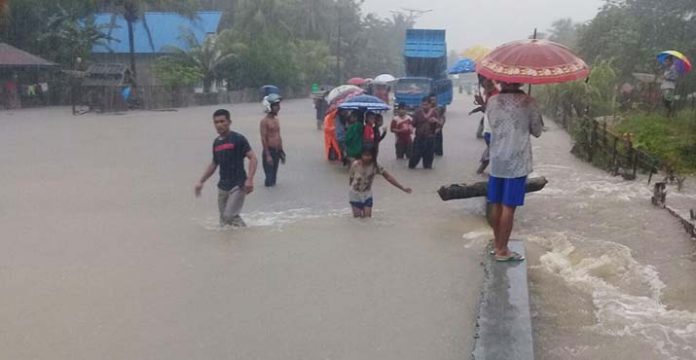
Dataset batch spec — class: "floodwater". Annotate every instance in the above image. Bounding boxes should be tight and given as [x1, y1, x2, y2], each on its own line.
[2, 94, 695, 359]
[0, 97, 485, 359]
[522, 123, 696, 360]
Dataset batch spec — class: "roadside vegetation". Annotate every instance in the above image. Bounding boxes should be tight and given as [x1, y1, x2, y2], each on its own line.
[537, 0, 696, 173]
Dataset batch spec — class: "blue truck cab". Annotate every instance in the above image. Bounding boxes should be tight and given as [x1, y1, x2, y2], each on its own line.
[394, 29, 453, 110]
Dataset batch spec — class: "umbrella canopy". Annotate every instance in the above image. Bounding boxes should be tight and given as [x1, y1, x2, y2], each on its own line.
[477, 39, 590, 85]
[326, 85, 364, 106]
[461, 45, 491, 61]
[448, 58, 476, 74]
[260, 85, 280, 95]
[347, 77, 368, 86]
[338, 95, 390, 111]
[657, 50, 692, 75]
[373, 74, 396, 84]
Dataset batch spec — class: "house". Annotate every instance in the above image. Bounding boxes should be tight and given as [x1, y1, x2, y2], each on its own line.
[91, 11, 222, 88]
[0, 42, 58, 108]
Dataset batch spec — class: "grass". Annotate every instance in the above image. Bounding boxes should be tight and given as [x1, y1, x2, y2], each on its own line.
[614, 110, 696, 173]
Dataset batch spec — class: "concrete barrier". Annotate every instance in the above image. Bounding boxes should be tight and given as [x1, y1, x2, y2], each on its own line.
[472, 240, 534, 360]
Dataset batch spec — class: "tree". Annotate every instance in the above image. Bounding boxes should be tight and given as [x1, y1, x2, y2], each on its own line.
[547, 18, 580, 48]
[0, 0, 8, 26]
[39, 7, 115, 66]
[160, 29, 245, 93]
[291, 39, 332, 85]
[1, 0, 95, 58]
[96, 0, 195, 90]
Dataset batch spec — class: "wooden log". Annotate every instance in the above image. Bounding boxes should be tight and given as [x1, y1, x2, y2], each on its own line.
[438, 177, 549, 201]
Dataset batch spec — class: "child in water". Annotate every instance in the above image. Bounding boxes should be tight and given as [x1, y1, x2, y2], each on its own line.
[349, 146, 412, 218]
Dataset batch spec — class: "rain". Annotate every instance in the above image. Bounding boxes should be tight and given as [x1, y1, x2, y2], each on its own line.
[1, 0, 696, 359]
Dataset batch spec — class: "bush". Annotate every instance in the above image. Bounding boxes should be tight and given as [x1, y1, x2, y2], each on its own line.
[615, 111, 696, 173]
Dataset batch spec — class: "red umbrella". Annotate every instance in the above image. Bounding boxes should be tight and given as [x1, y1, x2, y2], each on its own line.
[347, 77, 368, 86]
[477, 39, 590, 85]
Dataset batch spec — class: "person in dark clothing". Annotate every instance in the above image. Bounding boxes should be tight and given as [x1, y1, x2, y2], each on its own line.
[314, 92, 328, 130]
[430, 95, 446, 156]
[409, 97, 442, 169]
[195, 109, 258, 227]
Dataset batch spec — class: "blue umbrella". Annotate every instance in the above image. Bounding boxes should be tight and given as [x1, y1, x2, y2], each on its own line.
[338, 95, 390, 111]
[260, 85, 280, 97]
[448, 58, 477, 74]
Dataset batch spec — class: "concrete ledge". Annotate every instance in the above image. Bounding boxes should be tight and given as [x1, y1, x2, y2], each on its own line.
[472, 241, 534, 360]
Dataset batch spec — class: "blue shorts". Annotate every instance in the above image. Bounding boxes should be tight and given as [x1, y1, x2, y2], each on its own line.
[349, 190, 374, 209]
[488, 176, 527, 207]
[483, 133, 491, 146]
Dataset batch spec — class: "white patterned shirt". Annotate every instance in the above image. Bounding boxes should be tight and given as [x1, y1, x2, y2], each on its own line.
[486, 92, 543, 178]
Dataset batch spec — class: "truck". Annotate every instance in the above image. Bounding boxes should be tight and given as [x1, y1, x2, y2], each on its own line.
[394, 29, 453, 111]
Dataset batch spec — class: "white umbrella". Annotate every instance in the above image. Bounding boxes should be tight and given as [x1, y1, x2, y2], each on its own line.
[326, 85, 364, 106]
[373, 74, 396, 85]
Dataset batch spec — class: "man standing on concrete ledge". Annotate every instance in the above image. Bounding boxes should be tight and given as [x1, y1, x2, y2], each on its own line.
[486, 82, 543, 262]
[195, 109, 258, 227]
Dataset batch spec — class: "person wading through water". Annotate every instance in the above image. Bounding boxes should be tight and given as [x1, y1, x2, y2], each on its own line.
[260, 93, 286, 187]
[409, 97, 443, 169]
[348, 145, 412, 218]
[195, 109, 258, 227]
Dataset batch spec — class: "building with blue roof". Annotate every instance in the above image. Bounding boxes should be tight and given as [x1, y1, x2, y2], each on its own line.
[91, 11, 222, 88]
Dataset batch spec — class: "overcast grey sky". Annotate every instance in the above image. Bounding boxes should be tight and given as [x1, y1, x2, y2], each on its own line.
[362, 0, 605, 51]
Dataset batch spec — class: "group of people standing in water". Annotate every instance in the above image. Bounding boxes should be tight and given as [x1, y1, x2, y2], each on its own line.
[195, 80, 543, 262]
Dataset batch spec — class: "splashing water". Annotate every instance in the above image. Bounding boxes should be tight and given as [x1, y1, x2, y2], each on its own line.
[197, 207, 351, 231]
[529, 233, 696, 360]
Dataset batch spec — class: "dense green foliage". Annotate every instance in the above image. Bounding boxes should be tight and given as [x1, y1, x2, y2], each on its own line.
[616, 111, 696, 172]
[152, 57, 203, 87]
[536, 60, 618, 119]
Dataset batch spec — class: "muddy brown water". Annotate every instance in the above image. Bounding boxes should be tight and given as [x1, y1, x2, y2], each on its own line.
[2, 95, 695, 359]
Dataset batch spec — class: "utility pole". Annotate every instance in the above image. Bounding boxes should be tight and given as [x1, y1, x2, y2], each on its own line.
[528, 28, 537, 96]
[335, 3, 342, 85]
[391, 7, 433, 26]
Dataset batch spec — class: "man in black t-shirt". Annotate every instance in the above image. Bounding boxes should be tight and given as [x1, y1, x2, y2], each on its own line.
[195, 109, 258, 227]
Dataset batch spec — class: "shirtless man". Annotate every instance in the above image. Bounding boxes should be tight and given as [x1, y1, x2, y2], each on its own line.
[260, 94, 285, 187]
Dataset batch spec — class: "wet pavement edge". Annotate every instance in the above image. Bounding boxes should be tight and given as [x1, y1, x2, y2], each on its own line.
[472, 241, 535, 360]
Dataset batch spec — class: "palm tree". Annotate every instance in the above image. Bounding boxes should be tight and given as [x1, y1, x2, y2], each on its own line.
[161, 29, 245, 93]
[40, 7, 116, 66]
[97, 0, 194, 90]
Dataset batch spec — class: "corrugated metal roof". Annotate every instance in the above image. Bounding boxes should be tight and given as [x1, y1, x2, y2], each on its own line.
[82, 63, 130, 86]
[87, 63, 129, 75]
[0, 42, 57, 67]
[92, 11, 222, 54]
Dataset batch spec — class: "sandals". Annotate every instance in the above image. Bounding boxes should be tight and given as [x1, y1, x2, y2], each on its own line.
[495, 251, 525, 262]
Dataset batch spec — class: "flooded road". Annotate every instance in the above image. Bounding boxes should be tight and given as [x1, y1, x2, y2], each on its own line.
[3, 94, 695, 359]
[0, 98, 486, 359]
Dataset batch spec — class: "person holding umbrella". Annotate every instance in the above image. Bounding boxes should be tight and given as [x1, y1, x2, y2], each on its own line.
[657, 51, 691, 118]
[486, 83, 543, 261]
[661, 56, 678, 118]
[477, 39, 590, 262]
